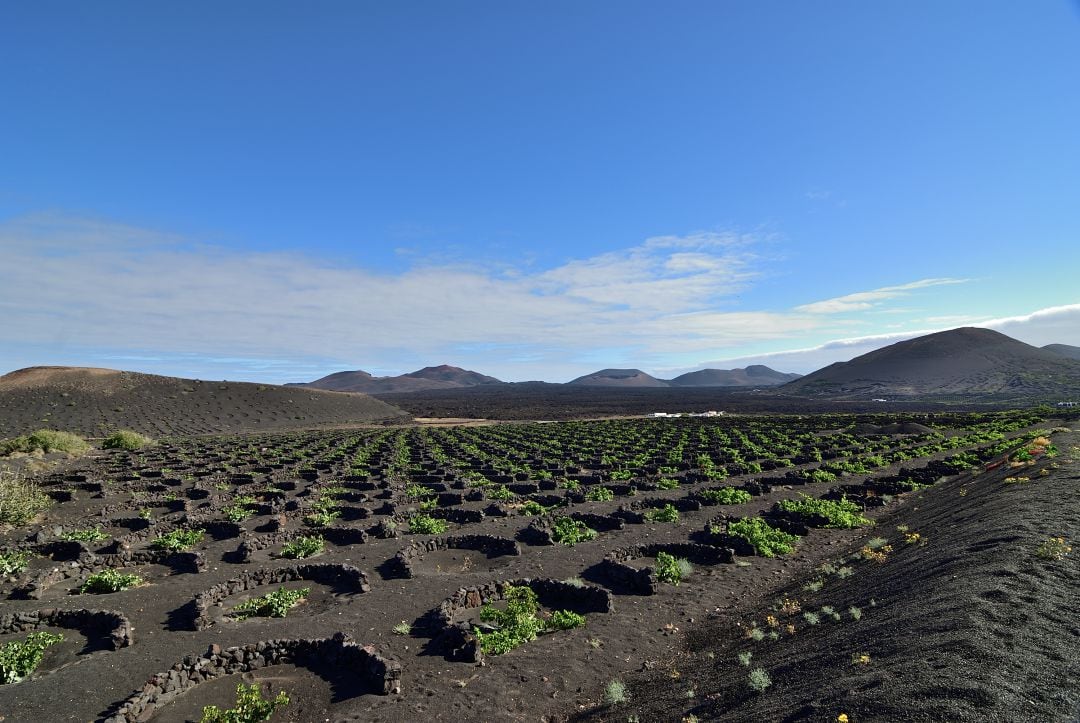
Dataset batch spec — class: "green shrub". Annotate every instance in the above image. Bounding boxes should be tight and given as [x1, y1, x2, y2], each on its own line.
[603, 679, 628, 705]
[803, 468, 837, 484]
[656, 478, 680, 490]
[550, 516, 597, 546]
[486, 484, 515, 501]
[585, 487, 614, 502]
[80, 568, 143, 594]
[0, 550, 31, 577]
[747, 667, 771, 693]
[60, 526, 108, 543]
[303, 507, 341, 527]
[152, 528, 204, 552]
[777, 495, 872, 528]
[700, 487, 752, 505]
[279, 535, 325, 559]
[644, 503, 679, 523]
[101, 430, 153, 451]
[520, 500, 549, 516]
[0, 471, 52, 526]
[223, 496, 258, 523]
[549, 609, 587, 630]
[655, 551, 691, 585]
[408, 514, 448, 535]
[475, 585, 546, 654]
[404, 484, 435, 500]
[0, 631, 64, 684]
[724, 518, 800, 557]
[0, 430, 89, 456]
[200, 682, 289, 723]
[1036, 536, 1071, 560]
[233, 587, 310, 619]
[473, 585, 587, 653]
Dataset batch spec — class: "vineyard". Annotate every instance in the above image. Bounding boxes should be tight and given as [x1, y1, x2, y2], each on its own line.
[0, 410, 1065, 722]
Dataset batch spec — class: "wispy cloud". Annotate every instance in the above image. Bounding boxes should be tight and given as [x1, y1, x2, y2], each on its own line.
[0, 215, 793, 379]
[4, 213, 1062, 383]
[794, 278, 969, 314]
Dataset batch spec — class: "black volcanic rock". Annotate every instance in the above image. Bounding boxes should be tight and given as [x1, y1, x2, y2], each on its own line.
[669, 365, 801, 387]
[779, 327, 1080, 399]
[567, 369, 670, 387]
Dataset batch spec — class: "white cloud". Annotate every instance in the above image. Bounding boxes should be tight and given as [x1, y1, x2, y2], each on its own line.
[0, 215, 790, 380]
[981, 303, 1080, 347]
[794, 278, 969, 314]
[4, 213, 1069, 384]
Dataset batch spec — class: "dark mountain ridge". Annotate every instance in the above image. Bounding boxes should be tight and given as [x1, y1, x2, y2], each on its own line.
[1043, 343, 1080, 361]
[780, 327, 1080, 399]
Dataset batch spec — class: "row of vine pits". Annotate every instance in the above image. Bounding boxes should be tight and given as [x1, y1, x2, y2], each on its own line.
[0, 411, 1052, 720]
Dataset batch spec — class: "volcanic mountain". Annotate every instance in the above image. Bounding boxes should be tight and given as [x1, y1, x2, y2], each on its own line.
[779, 327, 1080, 399]
[1043, 343, 1080, 361]
[296, 364, 502, 394]
[567, 365, 800, 388]
[669, 365, 802, 387]
[0, 366, 407, 437]
[566, 369, 670, 387]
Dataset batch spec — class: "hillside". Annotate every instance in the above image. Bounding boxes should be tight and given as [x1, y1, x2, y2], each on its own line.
[0, 366, 408, 437]
[594, 427, 1080, 723]
[670, 365, 802, 387]
[1043, 343, 1080, 361]
[780, 327, 1080, 400]
[567, 368, 670, 387]
[296, 365, 502, 394]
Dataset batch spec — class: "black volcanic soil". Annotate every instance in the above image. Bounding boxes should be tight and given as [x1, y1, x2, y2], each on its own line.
[0, 367, 407, 437]
[377, 384, 1007, 421]
[579, 433, 1080, 723]
[0, 412, 1074, 722]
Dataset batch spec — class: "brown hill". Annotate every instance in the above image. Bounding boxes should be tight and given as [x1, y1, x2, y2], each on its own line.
[669, 364, 802, 387]
[780, 327, 1080, 400]
[401, 364, 501, 386]
[296, 365, 502, 394]
[1043, 343, 1080, 361]
[566, 368, 670, 387]
[0, 366, 408, 437]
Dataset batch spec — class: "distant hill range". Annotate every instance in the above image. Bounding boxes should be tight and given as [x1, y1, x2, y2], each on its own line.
[567, 365, 801, 388]
[779, 327, 1080, 400]
[1043, 343, 1080, 362]
[0, 366, 407, 437]
[293, 364, 503, 394]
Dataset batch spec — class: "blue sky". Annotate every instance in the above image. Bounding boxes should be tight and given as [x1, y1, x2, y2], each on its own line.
[2, 1, 1079, 383]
